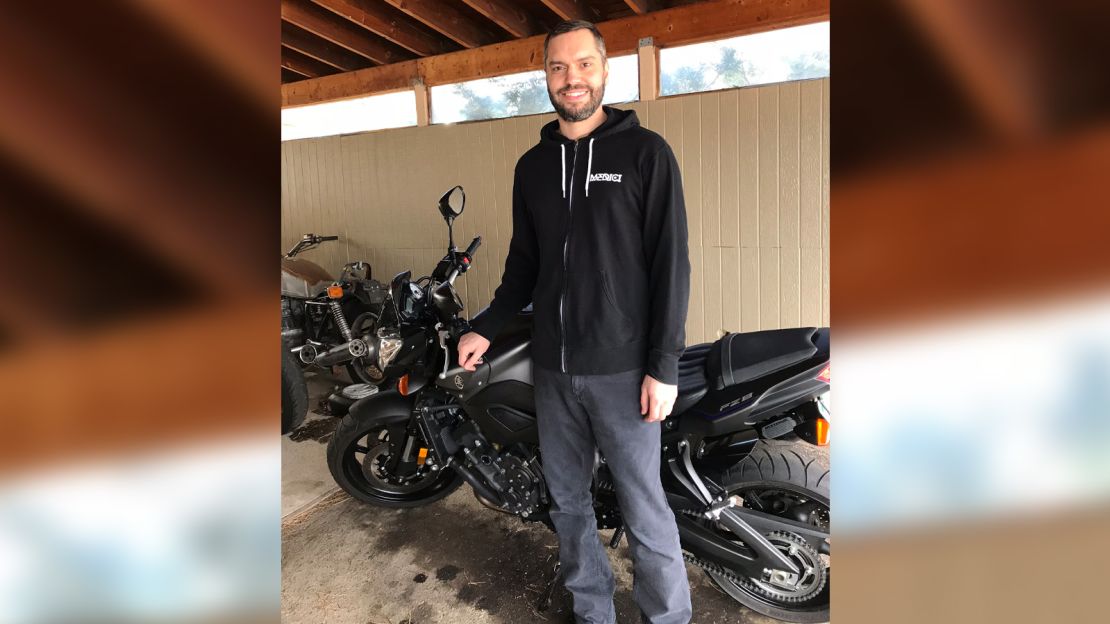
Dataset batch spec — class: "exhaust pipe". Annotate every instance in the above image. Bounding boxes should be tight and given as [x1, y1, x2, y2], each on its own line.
[315, 338, 376, 367]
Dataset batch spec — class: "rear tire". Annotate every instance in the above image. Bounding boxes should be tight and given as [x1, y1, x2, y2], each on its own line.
[708, 440, 830, 623]
[281, 347, 308, 435]
[346, 311, 391, 386]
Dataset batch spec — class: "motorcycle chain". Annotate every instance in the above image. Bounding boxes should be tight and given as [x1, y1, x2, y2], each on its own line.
[678, 511, 826, 604]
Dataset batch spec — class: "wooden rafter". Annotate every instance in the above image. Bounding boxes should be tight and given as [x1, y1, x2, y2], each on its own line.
[538, 0, 601, 22]
[284, 0, 830, 107]
[281, 46, 339, 78]
[380, 0, 502, 48]
[459, 0, 544, 38]
[283, 67, 309, 82]
[311, 0, 458, 57]
[283, 67, 308, 81]
[622, 0, 661, 15]
[282, 21, 374, 71]
[282, 0, 415, 65]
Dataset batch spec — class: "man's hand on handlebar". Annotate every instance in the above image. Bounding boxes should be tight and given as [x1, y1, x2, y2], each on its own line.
[457, 332, 490, 371]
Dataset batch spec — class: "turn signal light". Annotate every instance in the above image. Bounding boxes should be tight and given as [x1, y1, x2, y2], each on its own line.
[815, 417, 829, 446]
[417, 447, 428, 466]
[816, 365, 830, 384]
[327, 285, 344, 299]
[398, 374, 410, 396]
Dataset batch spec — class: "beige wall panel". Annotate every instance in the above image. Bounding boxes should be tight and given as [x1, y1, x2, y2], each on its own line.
[757, 86, 779, 248]
[721, 247, 741, 334]
[780, 246, 801, 328]
[759, 246, 780, 329]
[800, 247, 823, 327]
[737, 88, 759, 249]
[281, 79, 830, 347]
[779, 82, 800, 249]
[718, 90, 739, 249]
[821, 79, 830, 255]
[699, 92, 720, 250]
[644, 99, 665, 133]
[663, 97, 684, 178]
[680, 97, 703, 251]
[799, 80, 822, 249]
[740, 246, 760, 331]
[686, 244, 704, 343]
[703, 247, 724, 341]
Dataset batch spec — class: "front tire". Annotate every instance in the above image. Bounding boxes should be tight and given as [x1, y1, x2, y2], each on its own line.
[707, 440, 830, 623]
[326, 412, 462, 508]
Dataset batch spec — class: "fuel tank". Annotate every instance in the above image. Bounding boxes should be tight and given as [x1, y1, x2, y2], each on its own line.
[435, 311, 538, 446]
[281, 257, 333, 299]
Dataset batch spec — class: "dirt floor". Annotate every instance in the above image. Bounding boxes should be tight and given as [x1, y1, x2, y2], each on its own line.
[281, 373, 800, 624]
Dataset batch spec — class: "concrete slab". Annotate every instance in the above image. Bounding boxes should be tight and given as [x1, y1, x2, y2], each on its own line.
[283, 487, 794, 624]
[281, 370, 345, 518]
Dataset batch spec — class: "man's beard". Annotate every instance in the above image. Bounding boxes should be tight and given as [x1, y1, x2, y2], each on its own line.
[549, 83, 605, 122]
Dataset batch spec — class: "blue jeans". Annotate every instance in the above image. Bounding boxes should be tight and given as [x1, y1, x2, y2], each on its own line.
[534, 365, 692, 624]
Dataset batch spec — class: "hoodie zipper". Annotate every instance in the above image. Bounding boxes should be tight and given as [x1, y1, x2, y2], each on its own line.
[560, 139, 579, 373]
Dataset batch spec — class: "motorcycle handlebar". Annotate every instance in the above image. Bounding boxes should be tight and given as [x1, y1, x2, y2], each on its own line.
[464, 236, 482, 257]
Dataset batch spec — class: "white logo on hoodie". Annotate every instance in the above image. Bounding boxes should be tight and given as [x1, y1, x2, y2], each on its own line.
[588, 173, 622, 183]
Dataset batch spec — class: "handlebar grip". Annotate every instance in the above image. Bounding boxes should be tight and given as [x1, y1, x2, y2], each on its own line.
[464, 236, 482, 256]
[320, 236, 339, 241]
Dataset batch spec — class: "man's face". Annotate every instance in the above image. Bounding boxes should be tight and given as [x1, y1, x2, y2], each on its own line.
[545, 29, 608, 122]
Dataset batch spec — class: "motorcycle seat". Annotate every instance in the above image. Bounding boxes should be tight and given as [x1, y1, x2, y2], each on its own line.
[706, 328, 818, 390]
[674, 343, 711, 414]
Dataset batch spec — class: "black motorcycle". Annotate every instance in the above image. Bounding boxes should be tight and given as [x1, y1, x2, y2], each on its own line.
[281, 233, 391, 385]
[326, 186, 831, 623]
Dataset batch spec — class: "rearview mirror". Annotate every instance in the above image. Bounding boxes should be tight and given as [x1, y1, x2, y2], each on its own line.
[438, 185, 465, 220]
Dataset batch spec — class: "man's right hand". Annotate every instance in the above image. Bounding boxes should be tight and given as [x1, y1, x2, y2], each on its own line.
[457, 332, 491, 371]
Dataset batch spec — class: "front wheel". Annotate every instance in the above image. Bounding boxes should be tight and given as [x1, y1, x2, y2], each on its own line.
[326, 412, 462, 508]
[704, 440, 830, 623]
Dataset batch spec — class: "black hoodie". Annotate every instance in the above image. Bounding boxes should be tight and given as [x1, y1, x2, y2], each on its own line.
[470, 105, 690, 385]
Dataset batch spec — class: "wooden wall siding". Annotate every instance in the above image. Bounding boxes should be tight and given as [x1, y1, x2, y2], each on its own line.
[281, 78, 829, 346]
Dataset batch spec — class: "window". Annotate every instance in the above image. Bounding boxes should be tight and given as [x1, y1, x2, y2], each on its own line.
[431, 55, 639, 124]
[659, 22, 829, 97]
[281, 90, 417, 141]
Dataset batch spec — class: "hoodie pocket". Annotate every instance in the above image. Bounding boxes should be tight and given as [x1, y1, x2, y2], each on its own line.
[600, 270, 634, 326]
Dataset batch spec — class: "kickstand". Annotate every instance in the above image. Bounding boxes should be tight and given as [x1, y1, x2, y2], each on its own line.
[537, 557, 563, 612]
[608, 525, 625, 549]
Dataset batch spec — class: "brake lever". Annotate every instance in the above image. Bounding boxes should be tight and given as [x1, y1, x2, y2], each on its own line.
[436, 322, 451, 379]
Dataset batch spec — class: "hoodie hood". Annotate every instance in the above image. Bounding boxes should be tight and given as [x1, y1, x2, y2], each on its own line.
[539, 105, 640, 144]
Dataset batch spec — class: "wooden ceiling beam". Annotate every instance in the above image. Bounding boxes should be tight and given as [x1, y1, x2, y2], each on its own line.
[282, 46, 340, 78]
[459, 0, 544, 38]
[311, 0, 457, 57]
[281, 0, 415, 65]
[622, 0, 661, 15]
[538, 0, 602, 22]
[282, 21, 374, 71]
[380, 0, 502, 48]
[284, 0, 830, 107]
[283, 67, 310, 83]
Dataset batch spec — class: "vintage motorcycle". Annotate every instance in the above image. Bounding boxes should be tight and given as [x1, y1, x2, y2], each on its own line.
[281, 233, 391, 385]
[326, 187, 831, 622]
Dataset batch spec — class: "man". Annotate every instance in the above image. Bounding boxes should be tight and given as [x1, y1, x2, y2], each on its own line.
[457, 20, 692, 624]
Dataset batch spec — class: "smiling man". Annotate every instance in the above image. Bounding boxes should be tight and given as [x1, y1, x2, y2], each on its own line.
[457, 20, 692, 624]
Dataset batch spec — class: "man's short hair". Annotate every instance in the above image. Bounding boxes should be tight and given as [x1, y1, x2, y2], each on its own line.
[543, 20, 607, 67]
